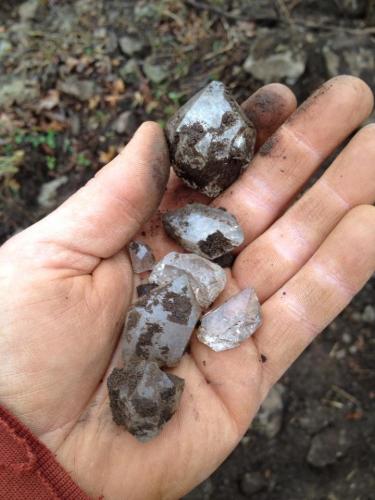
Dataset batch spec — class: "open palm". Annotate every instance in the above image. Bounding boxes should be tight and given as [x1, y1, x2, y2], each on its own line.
[0, 76, 374, 500]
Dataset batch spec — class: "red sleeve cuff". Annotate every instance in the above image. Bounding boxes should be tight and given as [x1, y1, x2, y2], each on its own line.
[0, 404, 91, 499]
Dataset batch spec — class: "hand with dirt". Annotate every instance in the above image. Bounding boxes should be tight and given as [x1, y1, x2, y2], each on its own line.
[0, 76, 374, 500]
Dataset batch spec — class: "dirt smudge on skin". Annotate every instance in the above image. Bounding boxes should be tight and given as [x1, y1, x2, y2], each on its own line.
[287, 81, 335, 124]
[242, 89, 287, 131]
[258, 134, 280, 157]
[148, 130, 170, 196]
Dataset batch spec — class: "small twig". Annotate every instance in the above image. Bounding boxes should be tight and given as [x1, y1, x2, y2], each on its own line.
[322, 399, 345, 409]
[332, 385, 360, 406]
[184, 0, 241, 20]
[293, 18, 375, 34]
[202, 41, 235, 61]
[288, 0, 301, 11]
[274, 0, 295, 29]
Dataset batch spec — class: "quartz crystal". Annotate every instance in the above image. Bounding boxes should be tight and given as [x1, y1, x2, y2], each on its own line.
[166, 81, 256, 197]
[197, 288, 262, 351]
[122, 275, 201, 367]
[149, 252, 227, 309]
[163, 203, 244, 260]
[128, 240, 155, 273]
[107, 361, 184, 442]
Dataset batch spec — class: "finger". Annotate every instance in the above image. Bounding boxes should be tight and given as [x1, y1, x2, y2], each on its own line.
[241, 83, 297, 149]
[214, 76, 374, 245]
[234, 124, 375, 302]
[254, 204, 375, 396]
[21, 122, 169, 265]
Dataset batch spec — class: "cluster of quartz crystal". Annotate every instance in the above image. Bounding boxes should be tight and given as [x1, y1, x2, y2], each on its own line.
[108, 274, 200, 442]
[162, 203, 244, 260]
[197, 288, 262, 351]
[108, 81, 262, 442]
[166, 81, 256, 197]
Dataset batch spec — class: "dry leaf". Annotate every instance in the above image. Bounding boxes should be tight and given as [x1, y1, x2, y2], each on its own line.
[89, 95, 101, 110]
[112, 78, 125, 94]
[38, 90, 60, 111]
[99, 146, 117, 164]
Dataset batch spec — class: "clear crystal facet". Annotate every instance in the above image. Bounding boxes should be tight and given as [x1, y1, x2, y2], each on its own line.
[122, 275, 201, 367]
[149, 252, 227, 309]
[197, 288, 262, 351]
[163, 203, 244, 260]
[107, 361, 184, 442]
[166, 81, 256, 197]
[128, 240, 156, 273]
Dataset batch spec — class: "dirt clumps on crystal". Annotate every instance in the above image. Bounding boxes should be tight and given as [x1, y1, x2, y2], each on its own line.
[122, 275, 201, 368]
[107, 361, 184, 442]
[162, 203, 244, 260]
[198, 230, 232, 259]
[108, 273, 201, 442]
[136, 283, 158, 298]
[166, 81, 256, 197]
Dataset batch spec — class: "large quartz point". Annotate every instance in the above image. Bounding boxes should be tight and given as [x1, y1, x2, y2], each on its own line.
[107, 361, 184, 442]
[149, 252, 227, 309]
[128, 240, 155, 273]
[163, 203, 244, 260]
[166, 81, 256, 197]
[197, 288, 262, 351]
[122, 275, 201, 367]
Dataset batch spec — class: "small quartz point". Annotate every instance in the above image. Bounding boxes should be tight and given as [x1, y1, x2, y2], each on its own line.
[197, 288, 262, 351]
[122, 275, 201, 367]
[149, 252, 227, 309]
[107, 361, 184, 442]
[166, 81, 256, 197]
[128, 240, 155, 273]
[163, 203, 244, 260]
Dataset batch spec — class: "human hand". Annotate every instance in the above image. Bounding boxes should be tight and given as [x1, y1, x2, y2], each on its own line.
[0, 76, 374, 500]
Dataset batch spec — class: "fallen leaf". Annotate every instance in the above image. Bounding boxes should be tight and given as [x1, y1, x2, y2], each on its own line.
[112, 78, 125, 94]
[345, 410, 364, 421]
[89, 95, 101, 110]
[99, 146, 117, 164]
[104, 94, 125, 106]
[38, 90, 60, 110]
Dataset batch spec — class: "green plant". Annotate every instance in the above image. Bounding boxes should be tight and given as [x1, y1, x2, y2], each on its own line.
[46, 155, 57, 170]
[14, 130, 58, 150]
[77, 153, 91, 168]
[0, 150, 24, 177]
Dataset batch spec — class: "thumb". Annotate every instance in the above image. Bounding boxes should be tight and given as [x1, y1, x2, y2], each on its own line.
[22, 122, 170, 262]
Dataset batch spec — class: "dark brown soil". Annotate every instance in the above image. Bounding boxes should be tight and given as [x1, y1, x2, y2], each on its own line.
[107, 367, 128, 426]
[136, 283, 159, 298]
[162, 290, 193, 325]
[198, 230, 232, 259]
[213, 253, 236, 268]
[135, 323, 162, 359]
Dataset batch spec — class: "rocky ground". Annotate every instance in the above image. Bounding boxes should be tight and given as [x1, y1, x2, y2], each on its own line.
[1, 1, 374, 499]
